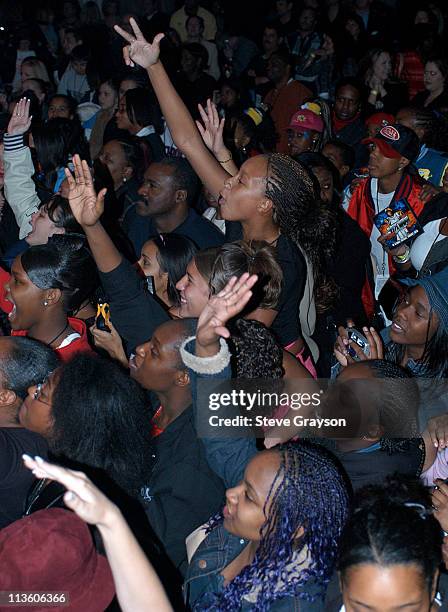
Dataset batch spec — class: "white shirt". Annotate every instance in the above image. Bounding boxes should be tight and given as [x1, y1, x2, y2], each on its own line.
[410, 218, 446, 271]
[370, 178, 394, 278]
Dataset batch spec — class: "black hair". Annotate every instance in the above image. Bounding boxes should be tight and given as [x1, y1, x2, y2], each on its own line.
[110, 137, 145, 184]
[234, 108, 278, 156]
[265, 154, 338, 312]
[295, 151, 342, 197]
[268, 48, 292, 68]
[33, 118, 90, 190]
[324, 139, 356, 172]
[43, 195, 83, 234]
[70, 44, 91, 63]
[182, 42, 209, 71]
[21, 235, 98, 313]
[401, 106, 448, 150]
[338, 476, 442, 592]
[228, 318, 283, 380]
[327, 359, 419, 440]
[334, 77, 364, 101]
[425, 56, 448, 82]
[47, 94, 78, 117]
[22, 78, 50, 98]
[186, 14, 205, 30]
[386, 291, 448, 379]
[50, 352, 153, 496]
[123, 88, 163, 134]
[152, 233, 198, 306]
[158, 157, 199, 206]
[118, 70, 150, 90]
[0, 337, 60, 400]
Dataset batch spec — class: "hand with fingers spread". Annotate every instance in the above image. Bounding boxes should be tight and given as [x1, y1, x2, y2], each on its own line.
[22, 455, 119, 528]
[196, 99, 227, 157]
[114, 18, 164, 69]
[196, 273, 258, 357]
[7, 97, 32, 136]
[65, 155, 107, 227]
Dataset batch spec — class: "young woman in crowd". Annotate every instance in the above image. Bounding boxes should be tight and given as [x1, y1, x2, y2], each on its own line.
[359, 48, 408, 115]
[335, 477, 443, 611]
[296, 151, 371, 374]
[335, 268, 448, 429]
[138, 233, 198, 309]
[98, 137, 145, 222]
[114, 20, 339, 370]
[47, 93, 77, 120]
[2, 235, 97, 360]
[412, 57, 448, 113]
[20, 353, 154, 515]
[89, 78, 119, 159]
[115, 87, 165, 164]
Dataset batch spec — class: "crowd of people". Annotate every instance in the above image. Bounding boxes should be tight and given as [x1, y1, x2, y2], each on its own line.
[1, 0, 448, 610]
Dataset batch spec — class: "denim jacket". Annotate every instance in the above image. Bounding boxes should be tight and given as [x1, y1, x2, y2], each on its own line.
[184, 523, 325, 611]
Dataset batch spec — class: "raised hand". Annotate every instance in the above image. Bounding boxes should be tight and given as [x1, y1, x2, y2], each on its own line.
[65, 154, 107, 227]
[22, 455, 119, 528]
[114, 17, 164, 69]
[196, 273, 258, 355]
[7, 98, 32, 136]
[196, 99, 226, 156]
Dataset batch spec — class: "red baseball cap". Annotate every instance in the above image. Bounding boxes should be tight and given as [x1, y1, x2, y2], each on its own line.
[365, 112, 395, 127]
[362, 124, 420, 161]
[0, 508, 115, 611]
[287, 109, 324, 133]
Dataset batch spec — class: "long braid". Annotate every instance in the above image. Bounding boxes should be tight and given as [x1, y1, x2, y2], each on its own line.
[201, 442, 350, 611]
[264, 153, 339, 312]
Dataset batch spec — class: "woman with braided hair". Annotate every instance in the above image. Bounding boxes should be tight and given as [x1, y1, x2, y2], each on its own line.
[335, 476, 443, 611]
[113, 18, 339, 371]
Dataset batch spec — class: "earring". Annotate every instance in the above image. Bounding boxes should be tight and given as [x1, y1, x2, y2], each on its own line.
[43, 300, 48, 306]
[122, 176, 127, 183]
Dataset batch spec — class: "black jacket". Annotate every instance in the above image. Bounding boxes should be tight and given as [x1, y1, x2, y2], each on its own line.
[143, 405, 226, 576]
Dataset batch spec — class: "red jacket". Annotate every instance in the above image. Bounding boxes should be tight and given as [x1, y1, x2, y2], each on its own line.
[12, 317, 92, 362]
[346, 174, 427, 319]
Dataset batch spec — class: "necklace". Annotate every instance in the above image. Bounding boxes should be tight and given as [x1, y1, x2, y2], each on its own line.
[47, 322, 69, 347]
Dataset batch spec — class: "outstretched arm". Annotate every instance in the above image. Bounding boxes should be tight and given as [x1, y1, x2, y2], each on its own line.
[114, 19, 229, 196]
[22, 456, 172, 612]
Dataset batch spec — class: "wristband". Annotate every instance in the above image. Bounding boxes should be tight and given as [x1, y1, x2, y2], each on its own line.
[393, 246, 411, 264]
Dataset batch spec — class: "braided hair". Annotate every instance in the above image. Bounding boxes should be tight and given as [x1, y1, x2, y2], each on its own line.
[264, 153, 338, 312]
[339, 476, 442, 593]
[204, 442, 350, 611]
[402, 106, 448, 150]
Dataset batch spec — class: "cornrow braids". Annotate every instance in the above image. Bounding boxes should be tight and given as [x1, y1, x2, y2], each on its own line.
[405, 107, 448, 150]
[204, 442, 350, 611]
[339, 476, 442, 592]
[264, 153, 339, 312]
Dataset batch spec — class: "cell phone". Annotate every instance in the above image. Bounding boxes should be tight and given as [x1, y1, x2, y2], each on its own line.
[346, 329, 370, 360]
[96, 301, 111, 333]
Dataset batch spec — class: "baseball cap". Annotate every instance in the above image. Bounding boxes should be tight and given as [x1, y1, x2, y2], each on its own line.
[399, 267, 448, 333]
[365, 112, 395, 127]
[288, 109, 324, 133]
[362, 123, 420, 161]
